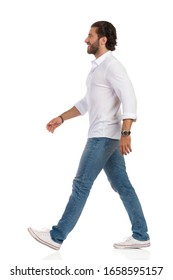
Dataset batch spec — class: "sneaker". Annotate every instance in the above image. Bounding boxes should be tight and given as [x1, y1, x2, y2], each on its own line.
[28, 227, 61, 250]
[113, 236, 150, 249]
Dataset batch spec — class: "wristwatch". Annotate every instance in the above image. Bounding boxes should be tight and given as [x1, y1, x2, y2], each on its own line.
[121, 130, 131, 136]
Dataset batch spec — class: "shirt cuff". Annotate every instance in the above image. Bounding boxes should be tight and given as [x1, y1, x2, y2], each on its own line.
[122, 113, 137, 121]
[74, 99, 88, 115]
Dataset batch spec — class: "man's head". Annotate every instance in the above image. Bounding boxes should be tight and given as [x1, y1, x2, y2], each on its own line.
[85, 21, 117, 57]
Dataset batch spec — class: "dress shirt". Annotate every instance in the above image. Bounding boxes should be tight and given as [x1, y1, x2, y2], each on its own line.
[75, 51, 137, 139]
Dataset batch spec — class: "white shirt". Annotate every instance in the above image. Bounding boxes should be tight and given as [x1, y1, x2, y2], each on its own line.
[75, 51, 137, 139]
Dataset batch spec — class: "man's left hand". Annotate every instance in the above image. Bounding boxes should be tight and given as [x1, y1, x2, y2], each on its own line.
[120, 136, 132, 155]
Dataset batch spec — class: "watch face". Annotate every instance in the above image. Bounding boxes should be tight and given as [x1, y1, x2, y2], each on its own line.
[121, 131, 131, 136]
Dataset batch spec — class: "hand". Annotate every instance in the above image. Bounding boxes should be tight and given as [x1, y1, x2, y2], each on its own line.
[46, 116, 63, 133]
[120, 136, 132, 155]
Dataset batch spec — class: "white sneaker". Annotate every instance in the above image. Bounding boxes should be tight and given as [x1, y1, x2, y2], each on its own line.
[113, 236, 150, 249]
[28, 227, 61, 250]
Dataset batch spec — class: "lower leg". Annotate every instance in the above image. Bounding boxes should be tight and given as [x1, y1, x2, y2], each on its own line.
[118, 184, 149, 241]
[50, 178, 91, 243]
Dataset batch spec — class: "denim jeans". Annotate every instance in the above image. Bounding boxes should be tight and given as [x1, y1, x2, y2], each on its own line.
[50, 138, 149, 243]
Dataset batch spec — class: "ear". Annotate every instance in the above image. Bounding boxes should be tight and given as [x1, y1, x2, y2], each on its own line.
[100, 36, 107, 46]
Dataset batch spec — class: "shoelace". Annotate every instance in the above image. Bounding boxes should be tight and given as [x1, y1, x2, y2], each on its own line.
[123, 236, 133, 242]
[39, 228, 50, 233]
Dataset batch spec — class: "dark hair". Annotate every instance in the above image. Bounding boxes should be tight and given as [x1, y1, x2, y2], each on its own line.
[91, 21, 117, 51]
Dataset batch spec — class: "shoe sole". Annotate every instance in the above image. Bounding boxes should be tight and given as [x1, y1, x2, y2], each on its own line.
[27, 228, 61, 250]
[113, 242, 150, 249]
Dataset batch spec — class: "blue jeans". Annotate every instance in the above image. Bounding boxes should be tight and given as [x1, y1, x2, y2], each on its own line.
[50, 138, 149, 243]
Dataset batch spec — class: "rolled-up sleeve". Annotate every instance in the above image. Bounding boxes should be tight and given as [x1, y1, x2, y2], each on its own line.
[74, 94, 88, 115]
[106, 61, 137, 120]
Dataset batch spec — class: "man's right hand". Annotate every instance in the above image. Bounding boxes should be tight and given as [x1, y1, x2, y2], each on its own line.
[46, 116, 63, 133]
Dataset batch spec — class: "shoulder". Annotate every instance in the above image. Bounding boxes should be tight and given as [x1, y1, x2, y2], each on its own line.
[107, 53, 125, 69]
[105, 54, 127, 78]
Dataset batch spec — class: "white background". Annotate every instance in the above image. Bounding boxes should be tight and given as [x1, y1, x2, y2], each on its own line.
[0, 0, 172, 279]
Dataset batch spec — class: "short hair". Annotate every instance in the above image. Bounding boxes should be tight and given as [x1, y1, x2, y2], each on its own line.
[91, 21, 117, 51]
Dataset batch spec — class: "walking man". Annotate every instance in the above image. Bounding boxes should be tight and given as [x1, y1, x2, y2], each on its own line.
[28, 21, 150, 250]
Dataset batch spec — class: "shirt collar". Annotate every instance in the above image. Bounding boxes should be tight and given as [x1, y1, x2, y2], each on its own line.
[91, 51, 111, 68]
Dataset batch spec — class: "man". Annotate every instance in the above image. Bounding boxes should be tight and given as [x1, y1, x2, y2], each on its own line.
[28, 21, 150, 250]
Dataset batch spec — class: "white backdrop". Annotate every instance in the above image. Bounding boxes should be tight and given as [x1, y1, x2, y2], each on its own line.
[1, 0, 172, 279]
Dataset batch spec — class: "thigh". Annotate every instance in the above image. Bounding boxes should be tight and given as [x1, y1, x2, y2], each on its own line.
[75, 138, 118, 183]
[104, 145, 130, 191]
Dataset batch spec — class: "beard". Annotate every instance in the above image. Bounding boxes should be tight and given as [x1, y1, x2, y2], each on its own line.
[87, 39, 100, 54]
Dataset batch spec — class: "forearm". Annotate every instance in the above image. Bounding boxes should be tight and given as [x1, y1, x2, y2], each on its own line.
[60, 106, 81, 121]
[122, 119, 134, 131]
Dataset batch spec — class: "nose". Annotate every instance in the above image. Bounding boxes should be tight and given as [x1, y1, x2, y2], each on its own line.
[84, 37, 89, 44]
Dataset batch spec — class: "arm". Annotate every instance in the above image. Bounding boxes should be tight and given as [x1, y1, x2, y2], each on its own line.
[46, 106, 81, 133]
[106, 62, 137, 155]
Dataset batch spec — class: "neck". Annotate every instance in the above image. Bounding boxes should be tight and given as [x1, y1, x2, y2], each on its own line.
[94, 49, 109, 59]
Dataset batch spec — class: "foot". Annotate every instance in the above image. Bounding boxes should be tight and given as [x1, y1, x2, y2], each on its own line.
[113, 236, 150, 249]
[28, 227, 61, 250]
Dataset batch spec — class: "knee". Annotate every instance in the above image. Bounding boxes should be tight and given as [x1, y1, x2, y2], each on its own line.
[109, 176, 135, 195]
[72, 177, 92, 198]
